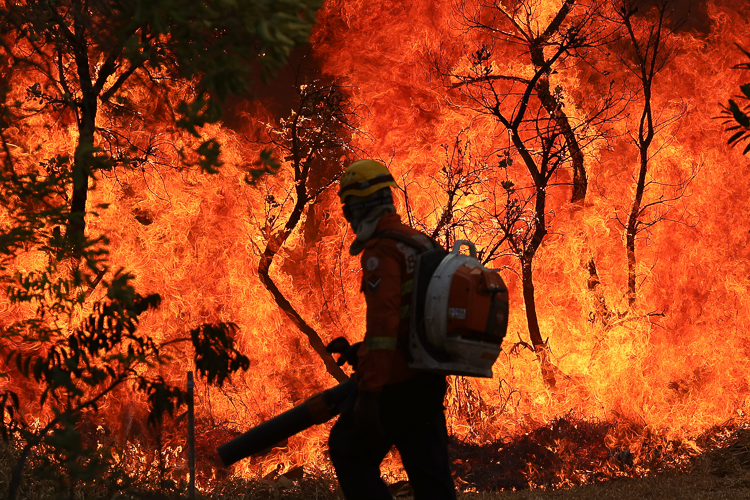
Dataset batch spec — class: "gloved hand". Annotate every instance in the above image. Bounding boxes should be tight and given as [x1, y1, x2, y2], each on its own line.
[353, 390, 385, 437]
[325, 337, 362, 370]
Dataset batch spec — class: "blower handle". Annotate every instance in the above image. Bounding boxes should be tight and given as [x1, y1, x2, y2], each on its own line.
[451, 240, 477, 258]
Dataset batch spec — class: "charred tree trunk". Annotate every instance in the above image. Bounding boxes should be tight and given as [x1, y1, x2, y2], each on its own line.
[65, 10, 99, 259]
[625, 211, 638, 308]
[258, 214, 348, 383]
[528, 0, 588, 205]
[256, 94, 349, 383]
[569, 143, 588, 203]
[625, 137, 650, 307]
[521, 184, 548, 349]
[520, 185, 556, 387]
[534, 73, 587, 205]
[621, 2, 658, 309]
[67, 112, 95, 258]
[521, 259, 543, 348]
[585, 257, 616, 325]
[522, 259, 557, 388]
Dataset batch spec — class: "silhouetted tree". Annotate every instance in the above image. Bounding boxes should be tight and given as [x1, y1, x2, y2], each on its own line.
[399, 130, 497, 257]
[0, 1, 320, 494]
[431, 0, 618, 386]
[0, 0, 321, 258]
[252, 78, 359, 382]
[611, 0, 694, 308]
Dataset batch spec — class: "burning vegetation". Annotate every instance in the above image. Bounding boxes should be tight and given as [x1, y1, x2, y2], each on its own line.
[1, 0, 750, 497]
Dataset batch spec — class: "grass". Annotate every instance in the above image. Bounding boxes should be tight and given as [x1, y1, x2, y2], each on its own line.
[2, 430, 750, 499]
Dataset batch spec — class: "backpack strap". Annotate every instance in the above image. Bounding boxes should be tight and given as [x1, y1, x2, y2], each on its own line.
[372, 230, 438, 254]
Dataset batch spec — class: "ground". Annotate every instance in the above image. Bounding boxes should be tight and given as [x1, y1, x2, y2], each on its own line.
[3, 427, 750, 499]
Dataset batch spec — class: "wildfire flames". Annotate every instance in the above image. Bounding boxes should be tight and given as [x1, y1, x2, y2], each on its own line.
[2, 0, 750, 493]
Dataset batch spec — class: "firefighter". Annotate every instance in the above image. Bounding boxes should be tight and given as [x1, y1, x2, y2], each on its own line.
[328, 159, 456, 500]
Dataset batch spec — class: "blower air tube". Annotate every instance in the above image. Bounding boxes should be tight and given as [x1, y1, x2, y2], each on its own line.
[217, 378, 356, 467]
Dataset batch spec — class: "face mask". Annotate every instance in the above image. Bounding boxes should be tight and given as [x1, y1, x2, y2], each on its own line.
[342, 192, 394, 222]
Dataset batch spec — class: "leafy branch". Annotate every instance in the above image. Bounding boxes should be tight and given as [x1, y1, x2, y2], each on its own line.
[721, 45, 750, 154]
[1, 262, 249, 500]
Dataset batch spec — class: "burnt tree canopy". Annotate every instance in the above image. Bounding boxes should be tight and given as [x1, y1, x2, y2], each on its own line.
[0, 0, 322, 254]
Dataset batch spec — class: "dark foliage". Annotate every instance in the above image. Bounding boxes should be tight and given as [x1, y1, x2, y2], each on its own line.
[721, 45, 750, 154]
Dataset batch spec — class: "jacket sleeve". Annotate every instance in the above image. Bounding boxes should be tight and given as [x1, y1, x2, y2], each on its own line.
[356, 243, 403, 392]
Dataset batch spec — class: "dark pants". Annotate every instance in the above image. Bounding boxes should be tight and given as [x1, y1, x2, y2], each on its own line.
[328, 373, 456, 500]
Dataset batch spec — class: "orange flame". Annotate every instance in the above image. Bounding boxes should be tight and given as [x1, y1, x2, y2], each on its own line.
[2, 0, 750, 490]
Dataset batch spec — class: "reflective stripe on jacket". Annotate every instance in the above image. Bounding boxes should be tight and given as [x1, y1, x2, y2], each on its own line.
[355, 213, 436, 392]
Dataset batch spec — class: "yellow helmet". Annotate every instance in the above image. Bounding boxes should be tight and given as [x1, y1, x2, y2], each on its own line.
[338, 160, 398, 204]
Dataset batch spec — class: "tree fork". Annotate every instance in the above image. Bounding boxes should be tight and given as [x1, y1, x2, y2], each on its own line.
[258, 248, 348, 383]
[255, 172, 348, 382]
[528, 1, 588, 205]
[533, 73, 588, 204]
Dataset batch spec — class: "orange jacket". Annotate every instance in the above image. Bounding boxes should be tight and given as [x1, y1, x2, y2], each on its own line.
[355, 213, 437, 392]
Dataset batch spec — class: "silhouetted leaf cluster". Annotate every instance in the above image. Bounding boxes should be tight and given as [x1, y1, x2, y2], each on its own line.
[191, 323, 250, 386]
[721, 45, 750, 154]
[0, 259, 251, 498]
[0, 0, 322, 260]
